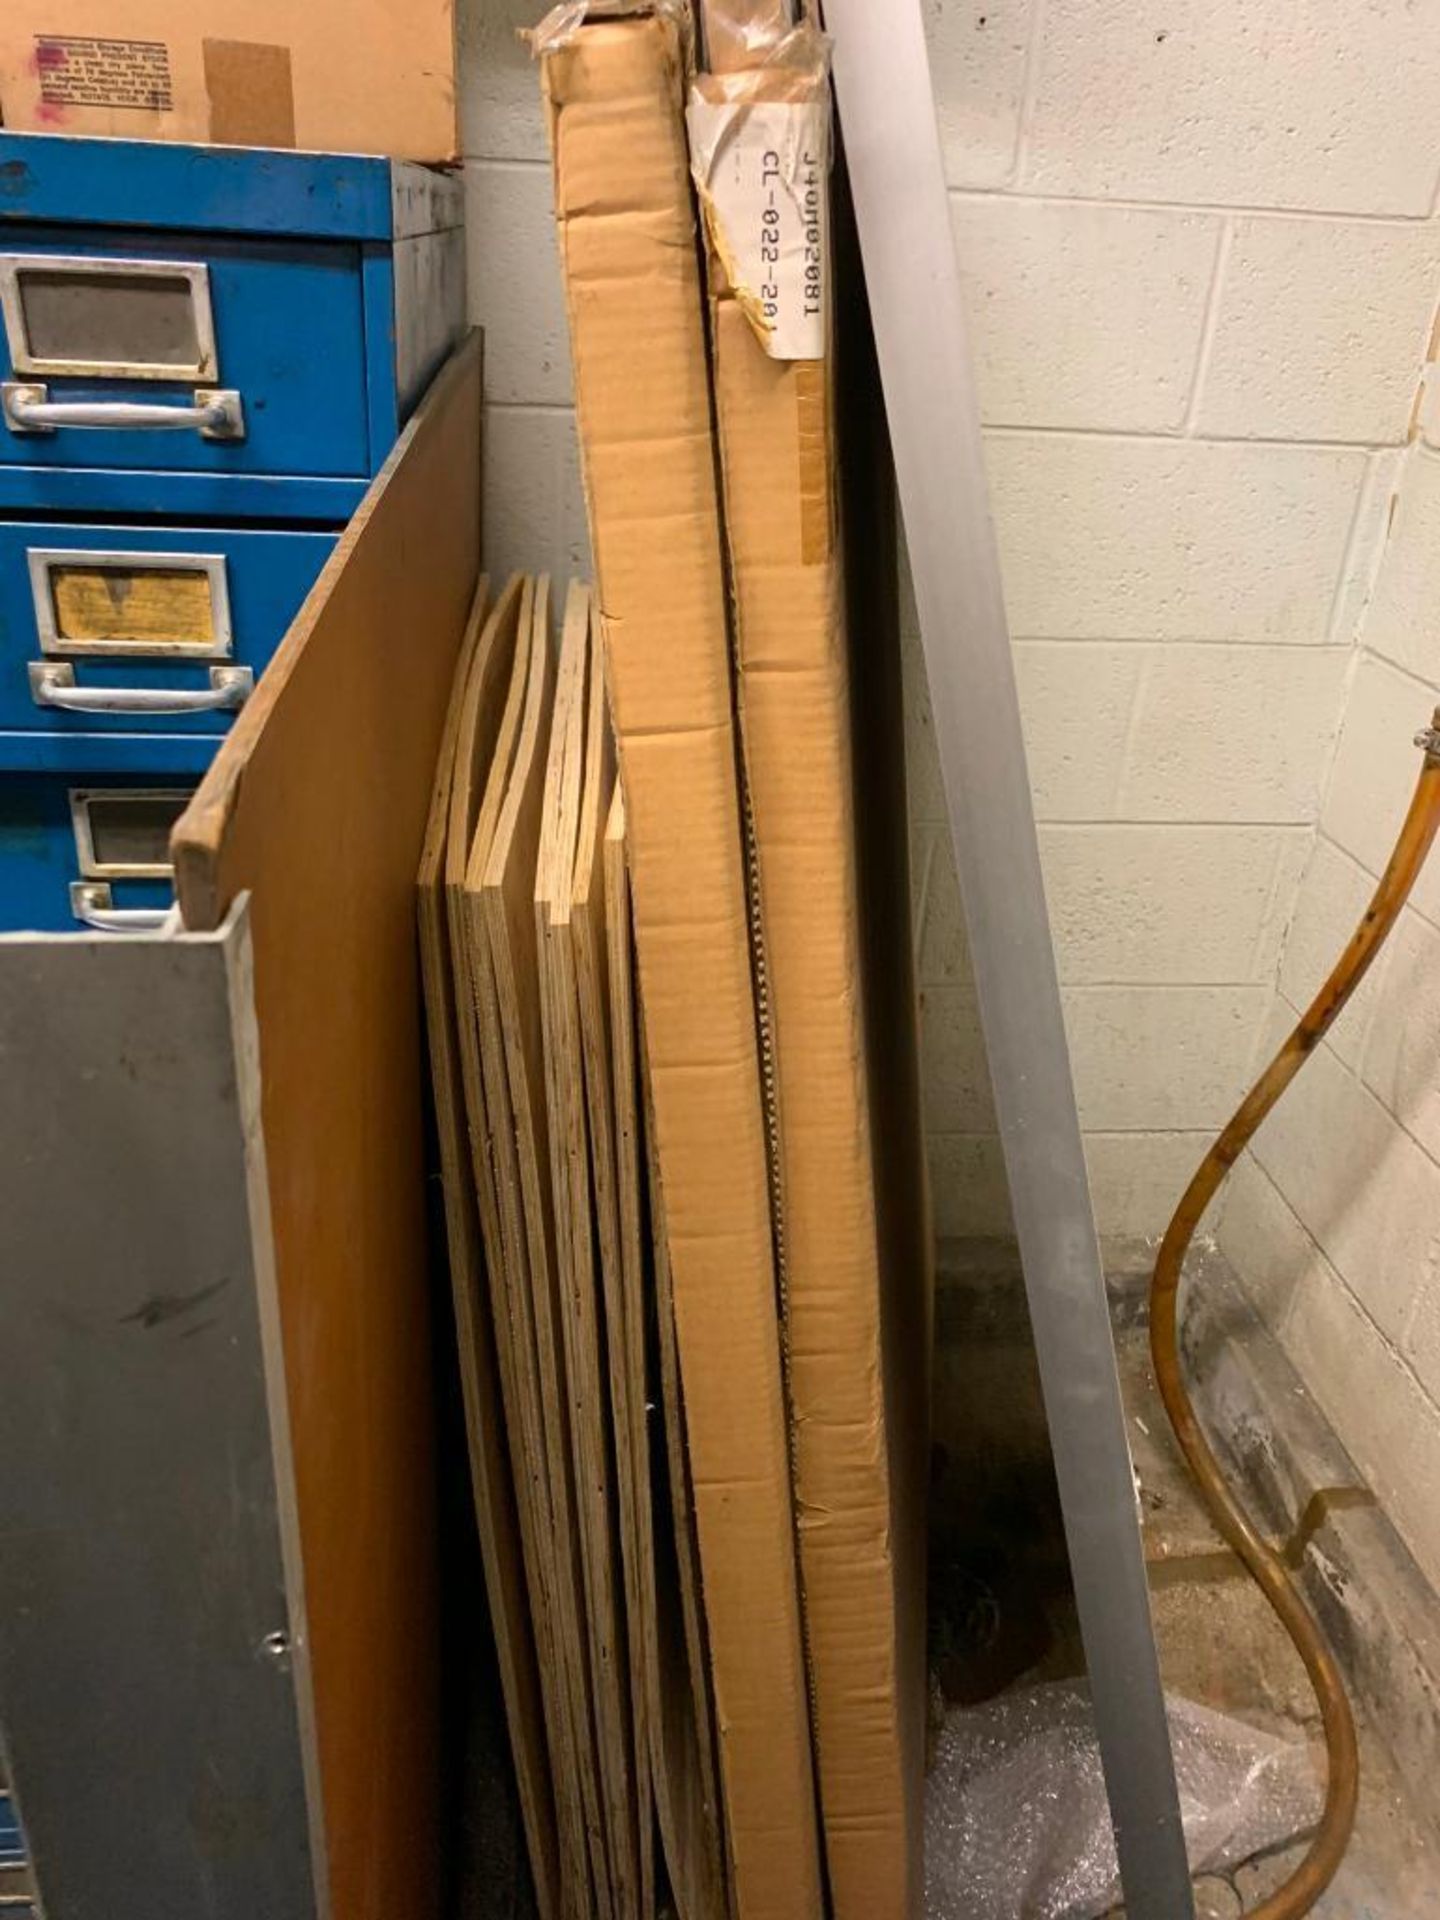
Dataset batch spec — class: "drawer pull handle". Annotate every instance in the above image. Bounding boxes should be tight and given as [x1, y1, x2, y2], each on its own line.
[29, 661, 253, 715]
[69, 882, 174, 934]
[2, 381, 245, 441]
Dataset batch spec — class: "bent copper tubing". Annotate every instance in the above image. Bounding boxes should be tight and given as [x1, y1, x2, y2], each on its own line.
[1150, 709, 1440, 1920]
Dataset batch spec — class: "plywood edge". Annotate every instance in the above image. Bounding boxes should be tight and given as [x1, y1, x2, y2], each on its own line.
[539, 582, 640, 1920]
[570, 613, 650, 1916]
[222, 899, 332, 1920]
[483, 578, 614, 1920]
[173, 332, 483, 932]
[460, 580, 594, 1916]
[415, 590, 562, 1920]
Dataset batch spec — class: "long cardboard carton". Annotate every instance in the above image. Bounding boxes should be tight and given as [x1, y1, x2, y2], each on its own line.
[606, 790, 730, 1920]
[540, 16, 823, 1917]
[688, 13, 931, 1911]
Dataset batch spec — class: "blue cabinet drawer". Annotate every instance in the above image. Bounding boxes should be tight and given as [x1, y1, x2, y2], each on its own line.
[0, 521, 335, 740]
[0, 1862, 37, 1919]
[0, 772, 193, 933]
[0, 229, 371, 479]
[0, 1790, 22, 1861]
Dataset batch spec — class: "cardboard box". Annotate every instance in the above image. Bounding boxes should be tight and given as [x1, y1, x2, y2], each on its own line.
[695, 0, 791, 72]
[541, 15, 824, 1918]
[0, 0, 457, 159]
[688, 22, 931, 1915]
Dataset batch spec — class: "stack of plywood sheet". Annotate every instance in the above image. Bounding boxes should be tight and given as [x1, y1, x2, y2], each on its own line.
[418, 572, 729, 1920]
[539, 5, 931, 1915]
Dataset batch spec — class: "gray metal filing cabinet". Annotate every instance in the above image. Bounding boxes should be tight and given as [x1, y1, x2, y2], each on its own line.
[0, 130, 465, 1918]
[0, 130, 465, 933]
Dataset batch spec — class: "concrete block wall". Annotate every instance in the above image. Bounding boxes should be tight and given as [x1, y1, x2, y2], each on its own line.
[458, 0, 1440, 1578]
[903, 2, 1440, 1244]
[1216, 438, 1440, 1594]
[460, 0, 590, 589]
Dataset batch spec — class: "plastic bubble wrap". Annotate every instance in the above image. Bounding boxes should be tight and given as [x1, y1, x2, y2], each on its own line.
[925, 1679, 1322, 1919]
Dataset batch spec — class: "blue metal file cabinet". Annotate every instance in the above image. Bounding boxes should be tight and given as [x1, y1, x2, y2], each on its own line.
[0, 1774, 34, 1917]
[0, 131, 466, 934]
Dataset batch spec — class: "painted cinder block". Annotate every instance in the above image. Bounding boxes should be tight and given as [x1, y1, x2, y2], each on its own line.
[1363, 446, 1440, 685]
[1217, 1151, 1323, 1333]
[1013, 642, 1349, 825]
[987, 436, 1367, 640]
[1197, 219, 1440, 445]
[1282, 1276, 1440, 1597]
[464, 159, 573, 405]
[1024, 0, 1440, 216]
[921, 807, 1304, 991]
[900, 622, 948, 827]
[1405, 1270, 1440, 1407]
[1330, 451, 1408, 648]
[1083, 1129, 1213, 1241]
[1062, 983, 1270, 1132]
[1279, 835, 1391, 1071]
[926, 1132, 1014, 1239]
[925, 0, 1034, 189]
[909, 823, 939, 957]
[1251, 1030, 1440, 1349]
[458, 0, 549, 162]
[1322, 653, 1440, 930]
[1119, 644, 1351, 824]
[916, 833, 976, 987]
[1013, 642, 1141, 821]
[1363, 907, 1440, 1168]
[918, 984, 998, 1133]
[481, 403, 591, 587]
[1038, 823, 1307, 985]
[950, 195, 1219, 431]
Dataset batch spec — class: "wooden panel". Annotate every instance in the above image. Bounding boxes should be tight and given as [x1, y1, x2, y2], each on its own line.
[417, 576, 561, 1920]
[172, 334, 482, 1920]
[538, 584, 638, 1920]
[480, 578, 611, 1914]
[460, 581, 591, 1912]
[571, 628, 653, 1919]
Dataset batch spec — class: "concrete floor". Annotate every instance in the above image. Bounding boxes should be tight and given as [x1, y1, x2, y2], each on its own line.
[1108, 1324, 1440, 1919]
[928, 1242, 1440, 1918]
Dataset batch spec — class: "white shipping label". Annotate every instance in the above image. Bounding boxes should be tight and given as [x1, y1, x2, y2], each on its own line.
[687, 93, 830, 361]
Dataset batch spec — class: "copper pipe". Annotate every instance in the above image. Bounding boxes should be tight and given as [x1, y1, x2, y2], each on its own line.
[1150, 708, 1440, 1920]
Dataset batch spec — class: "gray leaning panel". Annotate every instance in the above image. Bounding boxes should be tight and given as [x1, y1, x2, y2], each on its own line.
[825, 6, 1195, 1916]
[0, 909, 318, 1920]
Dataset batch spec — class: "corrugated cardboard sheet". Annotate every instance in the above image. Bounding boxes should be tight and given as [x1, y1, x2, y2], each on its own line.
[0, 0, 456, 158]
[542, 16, 824, 1919]
[696, 27, 931, 1914]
